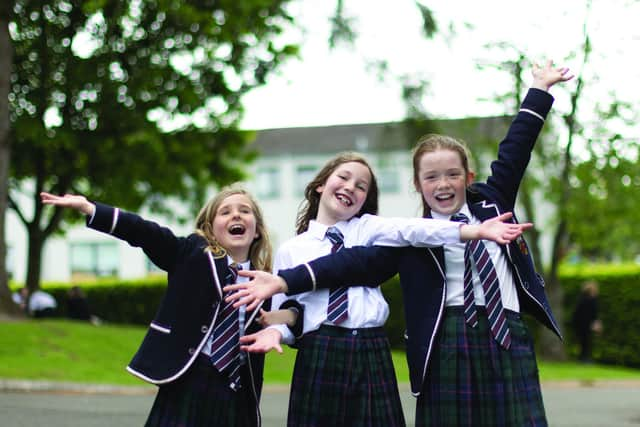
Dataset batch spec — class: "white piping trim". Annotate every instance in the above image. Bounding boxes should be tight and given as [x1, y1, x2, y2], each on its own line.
[519, 108, 545, 122]
[109, 208, 120, 234]
[207, 251, 223, 299]
[245, 300, 264, 329]
[303, 263, 316, 292]
[149, 322, 171, 334]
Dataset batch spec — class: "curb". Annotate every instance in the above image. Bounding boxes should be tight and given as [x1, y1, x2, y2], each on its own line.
[3, 379, 640, 396]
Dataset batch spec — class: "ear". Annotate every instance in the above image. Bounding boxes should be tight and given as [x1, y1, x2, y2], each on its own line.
[315, 184, 324, 194]
[466, 171, 476, 185]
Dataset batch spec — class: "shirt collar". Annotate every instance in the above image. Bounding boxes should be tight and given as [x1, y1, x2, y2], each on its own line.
[308, 219, 347, 241]
[432, 204, 473, 222]
[227, 255, 250, 271]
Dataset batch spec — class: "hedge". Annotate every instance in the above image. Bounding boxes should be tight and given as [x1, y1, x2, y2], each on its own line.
[21, 263, 640, 367]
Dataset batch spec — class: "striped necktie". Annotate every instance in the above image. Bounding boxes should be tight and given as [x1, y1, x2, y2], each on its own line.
[325, 226, 348, 324]
[210, 263, 243, 390]
[451, 213, 511, 349]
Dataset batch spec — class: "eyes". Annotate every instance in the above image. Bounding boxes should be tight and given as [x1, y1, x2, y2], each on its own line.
[217, 206, 253, 216]
[423, 170, 464, 182]
[337, 174, 368, 192]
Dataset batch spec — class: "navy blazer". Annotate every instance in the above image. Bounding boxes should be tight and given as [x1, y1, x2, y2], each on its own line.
[278, 88, 561, 396]
[87, 203, 270, 402]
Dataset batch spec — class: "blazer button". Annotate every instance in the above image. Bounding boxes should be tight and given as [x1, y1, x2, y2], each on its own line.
[188, 348, 195, 355]
[201, 325, 208, 333]
[523, 281, 529, 289]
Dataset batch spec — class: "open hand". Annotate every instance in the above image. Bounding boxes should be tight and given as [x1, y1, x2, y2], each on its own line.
[239, 328, 283, 354]
[40, 192, 96, 216]
[224, 270, 288, 310]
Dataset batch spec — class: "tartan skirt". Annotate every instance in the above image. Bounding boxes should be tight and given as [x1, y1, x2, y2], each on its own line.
[288, 325, 406, 427]
[145, 354, 258, 427]
[416, 306, 547, 427]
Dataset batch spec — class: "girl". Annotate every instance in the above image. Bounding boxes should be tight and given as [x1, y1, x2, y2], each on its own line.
[40, 185, 277, 427]
[231, 152, 531, 427]
[228, 61, 572, 426]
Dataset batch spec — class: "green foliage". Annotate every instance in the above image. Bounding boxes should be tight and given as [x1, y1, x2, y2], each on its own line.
[559, 263, 640, 367]
[6, 0, 300, 290]
[567, 144, 640, 260]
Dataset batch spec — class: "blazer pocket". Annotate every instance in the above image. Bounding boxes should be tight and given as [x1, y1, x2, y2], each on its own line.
[149, 321, 172, 334]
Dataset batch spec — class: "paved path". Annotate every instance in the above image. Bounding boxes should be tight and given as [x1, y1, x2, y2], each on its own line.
[2, 381, 640, 426]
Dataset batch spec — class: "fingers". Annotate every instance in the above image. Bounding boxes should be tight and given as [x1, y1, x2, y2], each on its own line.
[495, 212, 514, 222]
[237, 269, 256, 278]
[223, 283, 251, 293]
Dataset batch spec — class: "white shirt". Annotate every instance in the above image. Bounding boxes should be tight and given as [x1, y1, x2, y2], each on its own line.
[271, 213, 463, 344]
[28, 290, 57, 312]
[432, 207, 520, 312]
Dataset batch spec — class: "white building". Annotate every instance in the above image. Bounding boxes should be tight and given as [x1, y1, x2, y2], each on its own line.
[6, 118, 512, 283]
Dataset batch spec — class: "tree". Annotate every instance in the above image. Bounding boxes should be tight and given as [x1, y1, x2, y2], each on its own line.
[477, 2, 639, 360]
[4, 0, 299, 296]
[0, 0, 23, 316]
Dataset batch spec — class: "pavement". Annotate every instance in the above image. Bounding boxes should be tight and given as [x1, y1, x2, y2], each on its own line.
[2, 379, 640, 426]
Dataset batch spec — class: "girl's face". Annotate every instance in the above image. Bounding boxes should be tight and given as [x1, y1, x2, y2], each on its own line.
[416, 149, 475, 216]
[212, 194, 259, 262]
[315, 161, 371, 224]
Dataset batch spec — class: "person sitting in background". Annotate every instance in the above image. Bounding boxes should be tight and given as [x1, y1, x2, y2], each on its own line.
[27, 289, 58, 318]
[12, 287, 29, 312]
[66, 286, 92, 321]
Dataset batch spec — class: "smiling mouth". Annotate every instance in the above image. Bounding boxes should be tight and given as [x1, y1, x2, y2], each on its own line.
[336, 193, 353, 206]
[229, 224, 246, 235]
[435, 194, 454, 201]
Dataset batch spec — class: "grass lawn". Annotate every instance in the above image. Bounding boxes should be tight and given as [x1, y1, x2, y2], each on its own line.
[2, 319, 639, 386]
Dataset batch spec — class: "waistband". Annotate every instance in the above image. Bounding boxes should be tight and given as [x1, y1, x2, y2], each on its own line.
[313, 324, 387, 338]
[445, 305, 521, 319]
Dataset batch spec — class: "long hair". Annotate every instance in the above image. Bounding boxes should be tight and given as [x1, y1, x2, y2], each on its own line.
[412, 134, 474, 217]
[295, 152, 379, 235]
[195, 184, 272, 271]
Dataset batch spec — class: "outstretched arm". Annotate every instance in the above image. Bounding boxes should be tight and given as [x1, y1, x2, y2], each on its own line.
[225, 245, 400, 309]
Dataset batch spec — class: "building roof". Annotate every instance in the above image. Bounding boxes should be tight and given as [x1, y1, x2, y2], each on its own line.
[250, 116, 512, 156]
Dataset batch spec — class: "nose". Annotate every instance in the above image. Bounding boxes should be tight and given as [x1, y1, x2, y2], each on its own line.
[435, 175, 450, 187]
[343, 179, 355, 193]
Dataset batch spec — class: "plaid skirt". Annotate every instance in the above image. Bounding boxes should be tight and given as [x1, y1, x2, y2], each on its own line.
[416, 306, 547, 427]
[288, 325, 406, 427]
[145, 354, 258, 427]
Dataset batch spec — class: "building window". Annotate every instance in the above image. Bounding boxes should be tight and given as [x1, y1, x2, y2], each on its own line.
[295, 165, 318, 195]
[70, 242, 119, 278]
[377, 167, 400, 193]
[255, 167, 281, 199]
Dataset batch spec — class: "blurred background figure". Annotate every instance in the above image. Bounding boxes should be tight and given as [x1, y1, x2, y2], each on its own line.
[572, 280, 603, 363]
[11, 287, 29, 312]
[26, 289, 58, 318]
[66, 286, 102, 325]
[66, 286, 91, 321]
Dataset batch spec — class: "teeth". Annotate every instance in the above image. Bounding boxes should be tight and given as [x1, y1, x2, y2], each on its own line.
[336, 194, 352, 206]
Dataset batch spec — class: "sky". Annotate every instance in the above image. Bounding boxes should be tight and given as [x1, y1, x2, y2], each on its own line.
[239, 0, 640, 131]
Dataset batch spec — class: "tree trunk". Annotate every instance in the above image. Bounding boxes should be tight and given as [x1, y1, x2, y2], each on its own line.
[25, 229, 45, 293]
[0, 1, 22, 317]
